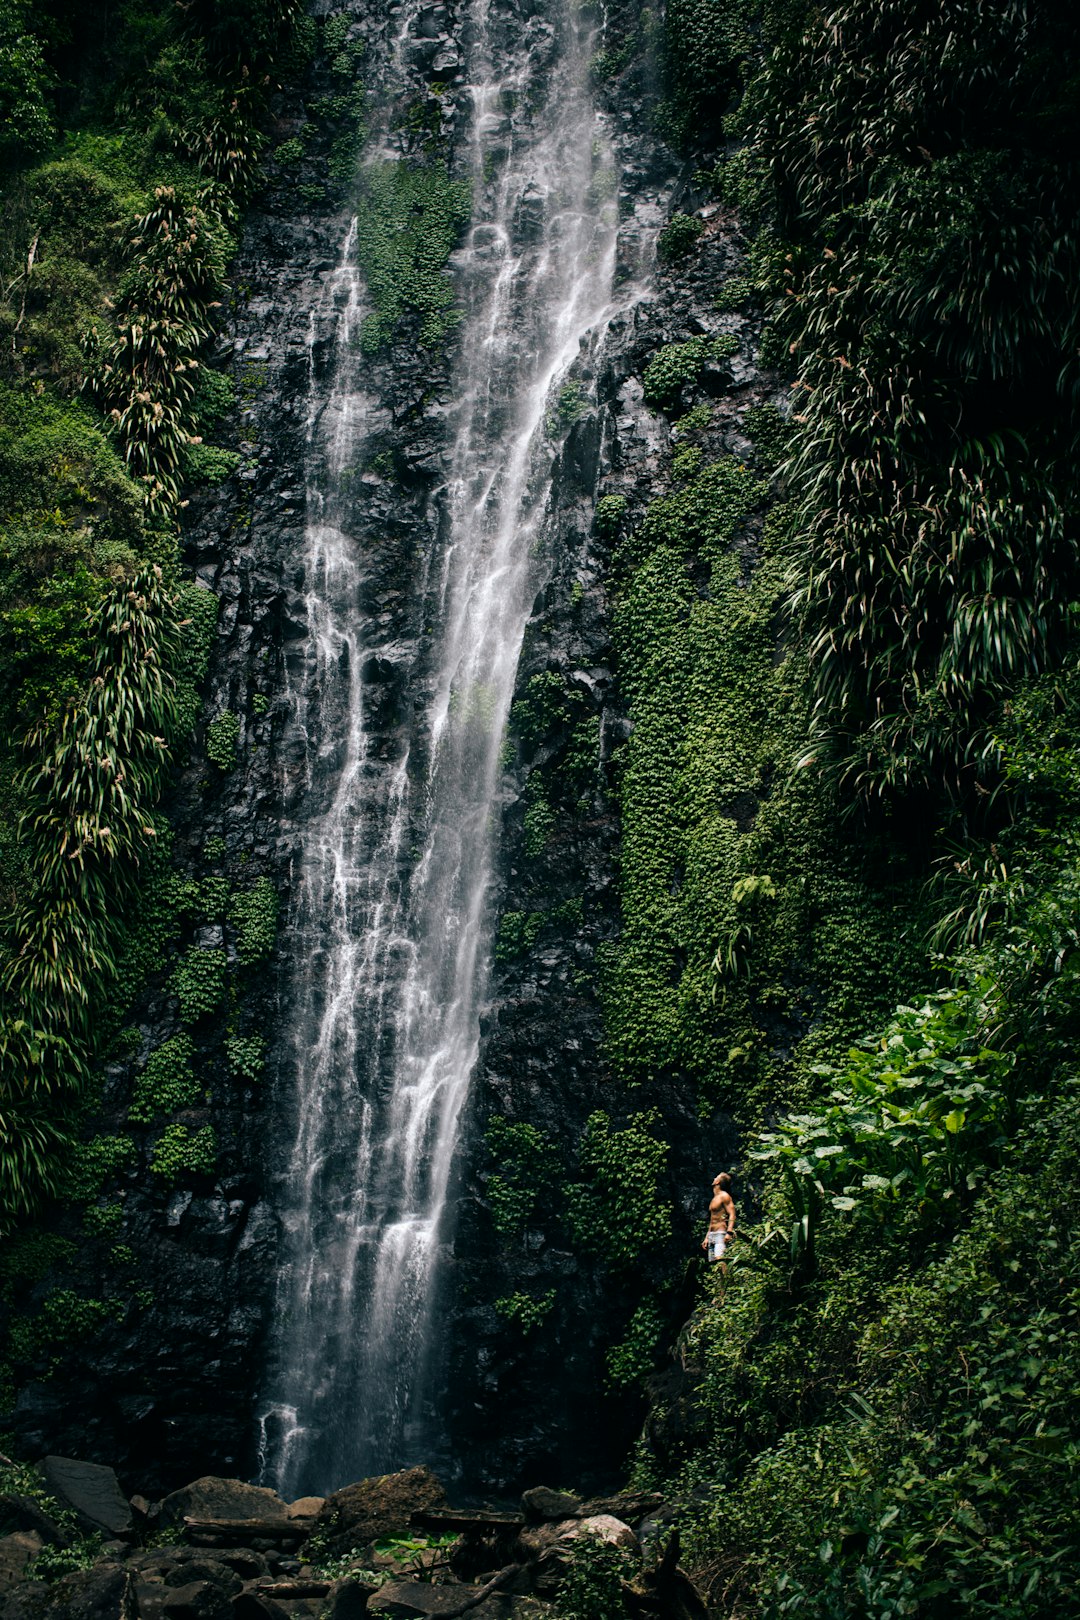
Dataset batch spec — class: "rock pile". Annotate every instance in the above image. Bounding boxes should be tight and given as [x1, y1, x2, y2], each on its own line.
[0, 1462, 704, 1620]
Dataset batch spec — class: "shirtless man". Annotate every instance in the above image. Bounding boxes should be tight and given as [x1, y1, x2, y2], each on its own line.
[702, 1172, 736, 1270]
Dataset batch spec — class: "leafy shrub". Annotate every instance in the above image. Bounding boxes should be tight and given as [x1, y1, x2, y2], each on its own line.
[184, 442, 242, 485]
[686, 1087, 1080, 1619]
[8, 1287, 121, 1361]
[205, 709, 241, 770]
[0, 1, 53, 169]
[128, 1032, 199, 1123]
[549, 380, 590, 431]
[494, 1290, 555, 1333]
[715, 275, 756, 312]
[753, 1, 1080, 802]
[0, 1457, 76, 1535]
[742, 403, 789, 471]
[3, 568, 190, 1086]
[30, 1535, 104, 1582]
[660, 0, 756, 148]
[565, 1110, 672, 1266]
[494, 909, 544, 963]
[58, 1135, 135, 1203]
[486, 1116, 559, 1235]
[0, 1230, 75, 1299]
[657, 212, 704, 263]
[594, 494, 628, 537]
[642, 334, 739, 407]
[82, 1200, 123, 1238]
[150, 1121, 216, 1181]
[85, 187, 232, 512]
[190, 366, 236, 432]
[606, 1299, 665, 1389]
[753, 984, 1013, 1270]
[523, 783, 557, 856]
[354, 160, 471, 351]
[171, 946, 227, 1021]
[510, 671, 574, 748]
[555, 1534, 638, 1620]
[225, 1032, 265, 1081]
[230, 876, 278, 966]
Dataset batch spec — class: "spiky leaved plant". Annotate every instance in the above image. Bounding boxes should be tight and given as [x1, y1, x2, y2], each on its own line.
[86, 188, 229, 511]
[745, 0, 1080, 802]
[0, 567, 186, 1228]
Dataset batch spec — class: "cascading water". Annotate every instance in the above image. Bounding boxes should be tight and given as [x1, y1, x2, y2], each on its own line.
[257, 0, 623, 1494]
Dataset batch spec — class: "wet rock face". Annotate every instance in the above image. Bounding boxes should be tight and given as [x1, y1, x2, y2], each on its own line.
[12, 0, 758, 1496]
[439, 9, 765, 1492]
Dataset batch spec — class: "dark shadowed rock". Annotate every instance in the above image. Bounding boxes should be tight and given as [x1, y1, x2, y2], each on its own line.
[317, 1471, 446, 1556]
[520, 1490, 581, 1524]
[157, 1483, 288, 1534]
[42, 1460, 132, 1538]
[0, 1496, 66, 1546]
[0, 1580, 50, 1620]
[161, 1581, 233, 1620]
[369, 1589, 549, 1620]
[38, 1562, 131, 1620]
[578, 1494, 663, 1526]
[323, 1577, 375, 1620]
[0, 1532, 42, 1588]
[368, 1588, 465, 1619]
[162, 1565, 240, 1596]
[231, 1597, 291, 1620]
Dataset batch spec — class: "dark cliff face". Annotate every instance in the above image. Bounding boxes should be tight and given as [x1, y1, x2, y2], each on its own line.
[12, 0, 764, 1498]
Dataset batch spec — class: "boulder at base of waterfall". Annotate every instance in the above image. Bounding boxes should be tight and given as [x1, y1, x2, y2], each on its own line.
[159, 1579, 234, 1620]
[33, 1562, 130, 1620]
[369, 1585, 550, 1620]
[323, 1574, 379, 1620]
[0, 1495, 68, 1547]
[286, 1500, 323, 1523]
[520, 1489, 582, 1524]
[157, 1481, 289, 1534]
[0, 1532, 42, 1589]
[42, 1459, 133, 1538]
[521, 1516, 639, 1597]
[578, 1494, 664, 1526]
[316, 1470, 446, 1556]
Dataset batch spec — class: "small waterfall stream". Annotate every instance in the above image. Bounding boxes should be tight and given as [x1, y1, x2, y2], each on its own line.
[258, 0, 622, 1494]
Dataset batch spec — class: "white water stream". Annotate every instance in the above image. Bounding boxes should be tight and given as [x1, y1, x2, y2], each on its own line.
[257, 0, 622, 1494]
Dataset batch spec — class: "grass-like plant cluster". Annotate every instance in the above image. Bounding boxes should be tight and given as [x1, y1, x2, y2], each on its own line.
[736, 0, 1080, 804]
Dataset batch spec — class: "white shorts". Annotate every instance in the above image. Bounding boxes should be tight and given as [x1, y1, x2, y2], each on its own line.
[706, 1229, 727, 1262]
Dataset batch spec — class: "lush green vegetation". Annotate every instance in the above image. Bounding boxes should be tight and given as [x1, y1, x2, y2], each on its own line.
[0, 0, 294, 1415]
[603, 0, 1080, 1612]
[353, 159, 471, 352]
[0, 0, 301, 1235]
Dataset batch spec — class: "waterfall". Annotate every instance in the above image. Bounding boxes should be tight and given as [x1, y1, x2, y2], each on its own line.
[257, 0, 621, 1495]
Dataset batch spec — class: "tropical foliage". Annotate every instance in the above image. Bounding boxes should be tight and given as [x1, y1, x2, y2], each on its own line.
[624, 0, 1080, 1612]
[0, 0, 298, 1230]
[756, 0, 1080, 801]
